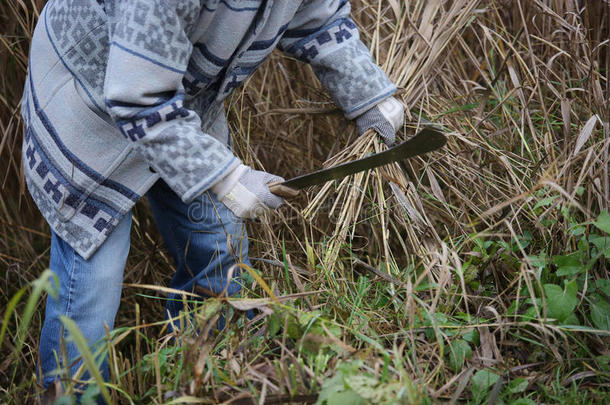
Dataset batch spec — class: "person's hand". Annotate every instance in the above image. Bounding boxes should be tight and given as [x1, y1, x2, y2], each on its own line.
[211, 164, 284, 219]
[356, 96, 404, 145]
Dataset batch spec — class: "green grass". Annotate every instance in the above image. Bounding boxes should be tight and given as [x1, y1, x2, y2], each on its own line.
[2, 206, 608, 403]
[1, 0, 609, 404]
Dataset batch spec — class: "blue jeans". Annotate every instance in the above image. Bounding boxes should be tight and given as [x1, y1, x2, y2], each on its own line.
[39, 179, 249, 388]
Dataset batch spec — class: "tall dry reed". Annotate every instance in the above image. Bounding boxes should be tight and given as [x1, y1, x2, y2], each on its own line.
[1, 0, 608, 403]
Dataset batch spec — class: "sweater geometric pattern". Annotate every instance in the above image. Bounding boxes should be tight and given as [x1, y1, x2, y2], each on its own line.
[22, 0, 396, 259]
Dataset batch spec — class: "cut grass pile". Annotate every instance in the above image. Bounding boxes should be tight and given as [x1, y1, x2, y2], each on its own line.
[1, 0, 609, 404]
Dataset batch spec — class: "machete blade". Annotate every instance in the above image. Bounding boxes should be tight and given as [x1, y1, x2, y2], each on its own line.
[271, 127, 446, 195]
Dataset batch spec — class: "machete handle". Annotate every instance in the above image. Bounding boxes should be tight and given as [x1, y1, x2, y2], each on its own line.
[268, 181, 300, 199]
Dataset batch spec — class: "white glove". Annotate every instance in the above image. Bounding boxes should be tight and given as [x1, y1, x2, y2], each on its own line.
[356, 96, 404, 145]
[211, 164, 285, 219]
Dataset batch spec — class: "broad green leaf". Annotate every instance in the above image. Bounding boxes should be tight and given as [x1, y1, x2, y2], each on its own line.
[53, 397, 76, 405]
[523, 306, 539, 321]
[543, 280, 578, 322]
[462, 328, 480, 345]
[456, 312, 475, 323]
[315, 362, 364, 405]
[593, 210, 610, 234]
[471, 369, 500, 398]
[527, 253, 547, 270]
[533, 195, 558, 210]
[286, 316, 302, 340]
[515, 231, 532, 250]
[507, 377, 528, 393]
[81, 385, 101, 405]
[570, 225, 586, 236]
[299, 310, 322, 328]
[448, 340, 472, 372]
[591, 296, 610, 331]
[268, 312, 281, 337]
[561, 313, 580, 326]
[507, 300, 518, 316]
[325, 390, 365, 405]
[596, 279, 610, 296]
[590, 236, 610, 257]
[552, 254, 585, 277]
[314, 375, 345, 405]
[345, 374, 381, 400]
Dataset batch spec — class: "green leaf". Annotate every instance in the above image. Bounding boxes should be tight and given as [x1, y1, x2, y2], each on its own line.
[415, 282, 440, 292]
[509, 399, 536, 405]
[462, 328, 480, 345]
[448, 340, 472, 372]
[81, 385, 101, 405]
[561, 313, 580, 326]
[591, 296, 610, 331]
[590, 236, 610, 257]
[13, 270, 59, 363]
[268, 312, 281, 337]
[596, 355, 610, 372]
[299, 310, 322, 328]
[527, 253, 547, 270]
[315, 361, 365, 405]
[325, 390, 366, 405]
[199, 299, 222, 320]
[543, 280, 578, 322]
[53, 396, 76, 405]
[570, 225, 586, 236]
[314, 374, 345, 405]
[0, 285, 27, 348]
[344, 374, 381, 400]
[596, 279, 610, 297]
[523, 306, 539, 321]
[533, 196, 558, 210]
[60, 317, 112, 405]
[471, 369, 500, 399]
[552, 254, 585, 277]
[593, 210, 610, 234]
[507, 377, 528, 394]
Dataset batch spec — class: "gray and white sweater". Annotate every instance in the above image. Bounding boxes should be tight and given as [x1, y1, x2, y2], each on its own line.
[22, 0, 396, 259]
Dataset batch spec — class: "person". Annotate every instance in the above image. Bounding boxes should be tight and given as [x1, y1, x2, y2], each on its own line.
[22, 0, 405, 396]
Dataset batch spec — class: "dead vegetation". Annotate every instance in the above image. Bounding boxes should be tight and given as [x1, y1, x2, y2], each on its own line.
[1, 0, 609, 404]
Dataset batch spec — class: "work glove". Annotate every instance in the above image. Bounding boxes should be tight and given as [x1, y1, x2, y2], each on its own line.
[211, 164, 285, 219]
[356, 96, 405, 145]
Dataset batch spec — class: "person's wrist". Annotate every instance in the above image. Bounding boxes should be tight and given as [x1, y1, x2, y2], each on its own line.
[377, 96, 404, 132]
[211, 164, 248, 200]
[356, 96, 404, 145]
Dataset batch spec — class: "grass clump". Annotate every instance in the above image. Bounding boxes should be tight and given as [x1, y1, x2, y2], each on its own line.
[1, 0, 609, 404]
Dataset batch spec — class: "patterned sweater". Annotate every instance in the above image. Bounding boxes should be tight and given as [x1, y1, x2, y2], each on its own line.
[21, 0, 396, 259]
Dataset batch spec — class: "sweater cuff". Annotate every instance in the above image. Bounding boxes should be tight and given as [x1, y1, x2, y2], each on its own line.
[345, 85, 397, 120]
[182, 157, 241, 204]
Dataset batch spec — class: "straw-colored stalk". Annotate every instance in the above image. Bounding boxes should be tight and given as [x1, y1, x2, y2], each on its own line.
[304, 0, 481, 272]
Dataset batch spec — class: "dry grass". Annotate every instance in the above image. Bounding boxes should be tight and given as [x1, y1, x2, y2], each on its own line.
[1, 0, 609, 404]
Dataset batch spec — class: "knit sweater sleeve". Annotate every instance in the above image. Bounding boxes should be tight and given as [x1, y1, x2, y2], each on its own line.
[278, 0, 396, 119]
[103, 0, 239, 203]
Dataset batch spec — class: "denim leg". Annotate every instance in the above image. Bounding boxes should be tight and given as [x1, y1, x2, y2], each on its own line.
[39, 212, 131, 388]
[147, 179, 249, 320]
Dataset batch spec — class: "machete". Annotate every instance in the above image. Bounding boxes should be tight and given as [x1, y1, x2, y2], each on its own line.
[269, 127, 446, 198]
